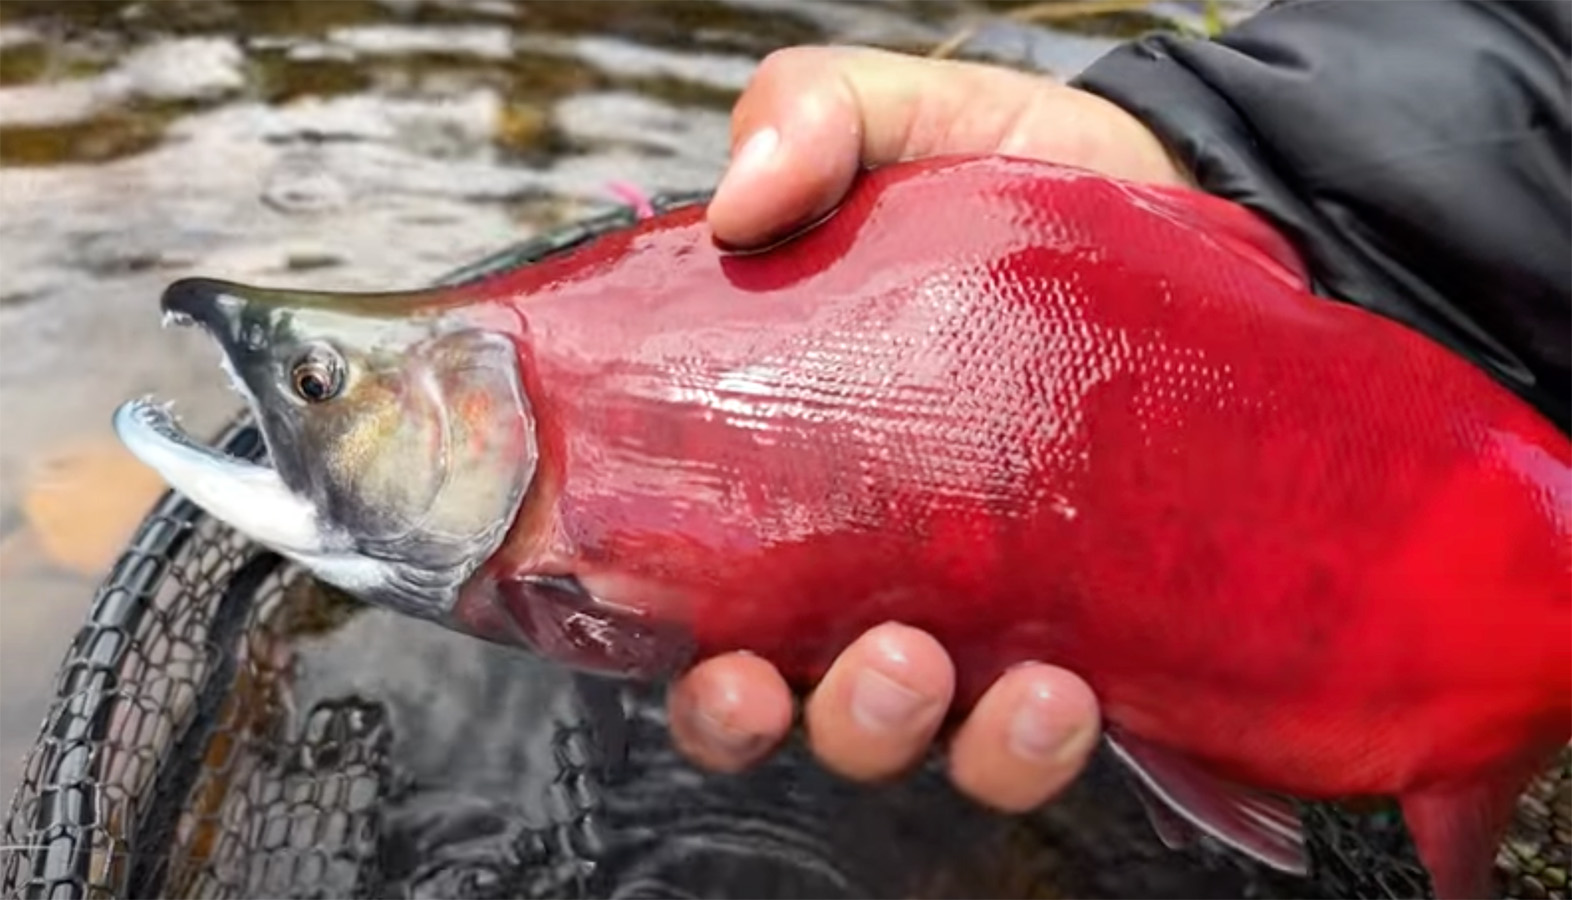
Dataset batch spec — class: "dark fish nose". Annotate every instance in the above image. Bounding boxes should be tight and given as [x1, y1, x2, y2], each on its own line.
[160, 277, 250, 336]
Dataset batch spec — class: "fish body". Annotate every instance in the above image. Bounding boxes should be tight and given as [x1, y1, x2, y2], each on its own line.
[115, 156, 1571, 898]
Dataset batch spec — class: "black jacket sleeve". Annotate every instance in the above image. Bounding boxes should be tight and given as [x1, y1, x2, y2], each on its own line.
[1071, 0, 1571, 434]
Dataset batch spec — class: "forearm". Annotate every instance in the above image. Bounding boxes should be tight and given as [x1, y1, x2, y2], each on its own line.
[1074, 0, 1571, 432]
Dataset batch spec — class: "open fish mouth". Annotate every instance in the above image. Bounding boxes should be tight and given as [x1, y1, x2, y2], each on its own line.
[112, 398, 331, 559]
[115, 286, 338, 561]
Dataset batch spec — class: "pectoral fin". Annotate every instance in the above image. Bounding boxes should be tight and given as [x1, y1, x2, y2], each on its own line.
[1127, 774, 1203, 851]
[1107, 730, 1309, 875]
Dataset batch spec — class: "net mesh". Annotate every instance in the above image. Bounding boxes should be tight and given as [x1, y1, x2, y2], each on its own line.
[3, 195, 1567, 900]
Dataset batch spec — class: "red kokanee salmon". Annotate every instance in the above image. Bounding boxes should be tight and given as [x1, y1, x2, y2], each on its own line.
[115, 155, 1571, 898]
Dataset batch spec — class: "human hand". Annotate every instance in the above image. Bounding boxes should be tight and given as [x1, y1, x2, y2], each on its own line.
[671, 46, 1182, 814]
[668, 623, 1102, 814]
[706, 45, 1189, 248]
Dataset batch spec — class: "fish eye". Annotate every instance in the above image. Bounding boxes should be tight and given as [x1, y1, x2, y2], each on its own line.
[289, 345, 345, 404]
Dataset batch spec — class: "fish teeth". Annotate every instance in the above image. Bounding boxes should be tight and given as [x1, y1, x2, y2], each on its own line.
[130, 394, 171, 419]
[217, 349, 253, 401]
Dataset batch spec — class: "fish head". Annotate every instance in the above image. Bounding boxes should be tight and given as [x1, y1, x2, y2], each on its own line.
[114, 276, 534, 620]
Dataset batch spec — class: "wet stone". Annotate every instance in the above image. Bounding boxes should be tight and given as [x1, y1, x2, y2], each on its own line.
[0, 108, 170, 166]
[1547, 867, 1568, 889]
[494, 101, 550, 154]
[0, 77, 105, 128]
[325, 24, 514, 61]
[552, 34, 758, 93]
[98, 36, 246, 104]
[1523, 793, 1554, 821]
[254, 51, 375, 105]
[1506, 837, 1532, 856]
[1524, 875, 1552, 900]
[0, 39, 49, 86]
[0, 26, 43, 50]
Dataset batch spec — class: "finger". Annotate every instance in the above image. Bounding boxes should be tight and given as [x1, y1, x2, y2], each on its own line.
[802, 621, 955, 782]
[707, 45, 1184, 247]
[945, 662, 1101, 813]
[668, 652, 795, 773]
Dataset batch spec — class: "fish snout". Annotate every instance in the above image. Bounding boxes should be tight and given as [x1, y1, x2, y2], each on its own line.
[160, 277, 252, 339]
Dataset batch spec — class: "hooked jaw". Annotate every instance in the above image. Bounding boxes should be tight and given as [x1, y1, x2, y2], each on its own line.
[111, 388, 412, 606]
[111, 399, 405, 601]
[117, 278, 334, 561]
[113, 399, 322, 552]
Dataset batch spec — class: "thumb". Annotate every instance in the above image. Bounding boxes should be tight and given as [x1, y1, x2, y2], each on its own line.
[706, 46, 1184, 248]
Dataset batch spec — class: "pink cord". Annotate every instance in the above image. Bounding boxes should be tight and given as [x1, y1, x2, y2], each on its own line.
[605, 180, 655, 219]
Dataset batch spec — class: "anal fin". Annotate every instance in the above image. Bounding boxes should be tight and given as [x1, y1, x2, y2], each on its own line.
[1106, 730, 1308, 875]
[1400, 767, 1535, 900]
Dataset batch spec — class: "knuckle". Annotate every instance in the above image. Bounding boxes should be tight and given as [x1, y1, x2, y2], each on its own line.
[752, 46, 815, 82]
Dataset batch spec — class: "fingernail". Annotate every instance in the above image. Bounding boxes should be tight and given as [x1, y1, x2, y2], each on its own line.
[733, 126, 779, 171]
[693, 707, 765, 756]
[851, 668, 932, 733]
[718, 127, 779, 192]
[1009, 686, 1091, 765]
